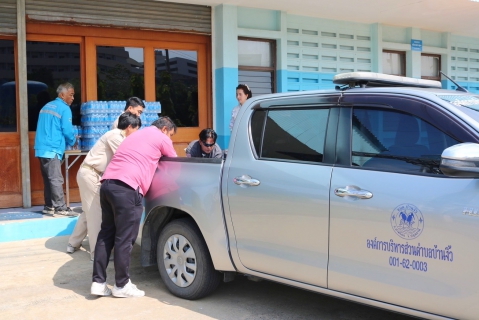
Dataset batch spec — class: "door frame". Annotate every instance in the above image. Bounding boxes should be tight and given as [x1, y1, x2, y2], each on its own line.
[0, 36, 23, 208]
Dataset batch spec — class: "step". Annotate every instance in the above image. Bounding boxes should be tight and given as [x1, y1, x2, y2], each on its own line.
[0, 204, 81, 242]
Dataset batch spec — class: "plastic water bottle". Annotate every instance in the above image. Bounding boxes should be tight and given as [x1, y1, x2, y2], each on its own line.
[72, 125, 78, 141]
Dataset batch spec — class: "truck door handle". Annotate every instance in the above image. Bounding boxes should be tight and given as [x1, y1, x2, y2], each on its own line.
[234, 175, 260, 186]
[334, 185, 373, 199]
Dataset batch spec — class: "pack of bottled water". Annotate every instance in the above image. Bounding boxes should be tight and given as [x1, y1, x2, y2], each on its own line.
[66, 125, 83, 151]
[80, 100, 162, 149]
[140, 101, 162, 129]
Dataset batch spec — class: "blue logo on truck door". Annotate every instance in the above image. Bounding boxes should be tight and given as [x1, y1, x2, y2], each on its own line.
[390, 203, 424, 239]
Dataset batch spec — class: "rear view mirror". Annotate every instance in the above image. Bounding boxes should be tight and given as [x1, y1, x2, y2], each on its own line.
[440, 143, 479, 178]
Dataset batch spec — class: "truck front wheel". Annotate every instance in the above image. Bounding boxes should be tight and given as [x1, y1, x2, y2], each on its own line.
[157, 218, 221, 299]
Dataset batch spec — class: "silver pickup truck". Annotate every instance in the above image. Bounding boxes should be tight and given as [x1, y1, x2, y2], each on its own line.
[139, 72, 479, 320]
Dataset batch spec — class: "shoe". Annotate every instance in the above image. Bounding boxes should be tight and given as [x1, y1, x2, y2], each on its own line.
[54, 207, 79, 217]
[42, 206, 54, 214]
[66, 243, 80, 254]
[91, 282, 112, 296]
[112, 280, 145, 298]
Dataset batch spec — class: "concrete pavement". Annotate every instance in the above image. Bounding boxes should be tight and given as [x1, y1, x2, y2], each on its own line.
[0, 236, 416, 320]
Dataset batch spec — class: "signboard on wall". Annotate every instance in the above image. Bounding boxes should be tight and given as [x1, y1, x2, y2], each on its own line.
[411, 39, 423, 52]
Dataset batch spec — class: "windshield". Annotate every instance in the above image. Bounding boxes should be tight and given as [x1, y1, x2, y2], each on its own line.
[437, 94, 479, 122]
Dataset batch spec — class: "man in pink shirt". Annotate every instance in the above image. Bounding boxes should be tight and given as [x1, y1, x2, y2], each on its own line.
[91, 116, 177, 298]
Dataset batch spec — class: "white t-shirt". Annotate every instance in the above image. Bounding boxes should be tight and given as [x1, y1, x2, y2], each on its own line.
[229, 104, 241, 132]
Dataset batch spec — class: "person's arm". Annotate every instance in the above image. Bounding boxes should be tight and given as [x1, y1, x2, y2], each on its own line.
[106, 132, 124, 154]
[160, 138, 177, 158]
[61, 107, 76, 147]
[213, 144, 223, 158]
[229, 105, 240, 132]
[185, 140, 195, 158]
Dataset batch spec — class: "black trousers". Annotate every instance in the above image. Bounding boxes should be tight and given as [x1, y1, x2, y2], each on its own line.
[92, 179, 143, 287]
[38, 155, 67, 210]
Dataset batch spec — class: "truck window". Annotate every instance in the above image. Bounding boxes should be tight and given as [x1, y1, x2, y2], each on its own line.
[252, 108, 329, 163]
[352, 108, 460, 174]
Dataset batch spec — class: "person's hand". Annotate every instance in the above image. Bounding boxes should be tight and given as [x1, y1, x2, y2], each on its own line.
[73, 136, 79, 150]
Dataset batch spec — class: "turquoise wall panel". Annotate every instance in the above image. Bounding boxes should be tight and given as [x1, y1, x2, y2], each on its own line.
[422, 29, 445, 48]
[449, 36, 479, 88]
[285, 21, 372, 78]
[285, 71, 336, 91]
[382, 25, 408, 44]
[284, 71, 336, 92]
[214, 4, 238, 69]
[215, 67, 238, 149]
[443, 80, 479, 94]
[237, 7, 280, 31]
[277, 69, 287, 92]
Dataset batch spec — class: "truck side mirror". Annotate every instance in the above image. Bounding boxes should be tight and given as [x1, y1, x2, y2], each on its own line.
[440, 143, 479, 178]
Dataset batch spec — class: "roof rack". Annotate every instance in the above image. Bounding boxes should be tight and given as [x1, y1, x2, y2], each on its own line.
[333, 72, 442, 89]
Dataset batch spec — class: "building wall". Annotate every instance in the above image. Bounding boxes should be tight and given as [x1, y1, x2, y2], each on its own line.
[213, 5, 479, 149]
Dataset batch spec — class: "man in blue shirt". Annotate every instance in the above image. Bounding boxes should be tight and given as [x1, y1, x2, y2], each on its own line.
[34, 82, 78, 216]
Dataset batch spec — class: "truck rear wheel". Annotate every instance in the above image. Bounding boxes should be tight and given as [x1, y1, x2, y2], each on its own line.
[157, 218, 221, 299]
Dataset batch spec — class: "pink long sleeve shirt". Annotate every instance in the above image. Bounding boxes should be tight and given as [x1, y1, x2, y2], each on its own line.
[101, 126, 177, 195]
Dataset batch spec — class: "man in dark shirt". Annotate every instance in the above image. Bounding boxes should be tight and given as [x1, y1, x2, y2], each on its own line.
[185, 128, 222, 159]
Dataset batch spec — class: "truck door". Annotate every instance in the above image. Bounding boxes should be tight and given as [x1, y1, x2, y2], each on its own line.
[225, 97, 338, 288]
[328, 95, 479, 319]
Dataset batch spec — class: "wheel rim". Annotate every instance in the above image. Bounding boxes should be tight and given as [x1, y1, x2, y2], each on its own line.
[163, 234, 197, 288]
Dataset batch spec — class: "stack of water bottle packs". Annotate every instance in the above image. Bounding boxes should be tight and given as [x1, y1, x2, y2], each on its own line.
[80, 100, 161, 150]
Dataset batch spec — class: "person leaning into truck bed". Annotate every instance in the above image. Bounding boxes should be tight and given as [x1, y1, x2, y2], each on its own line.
[185, 128, 222, 159]
[91, 116, 177, 298]
[66, 111, 141, 260]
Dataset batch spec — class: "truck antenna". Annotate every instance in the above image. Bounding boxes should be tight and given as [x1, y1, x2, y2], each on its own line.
[440, 71, 468, 92]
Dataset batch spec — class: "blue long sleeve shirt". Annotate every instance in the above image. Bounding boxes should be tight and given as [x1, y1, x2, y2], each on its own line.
[34, 97, 76, 160]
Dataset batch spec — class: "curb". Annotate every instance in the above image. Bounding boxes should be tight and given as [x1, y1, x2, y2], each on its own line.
[0, 216, 78, 243]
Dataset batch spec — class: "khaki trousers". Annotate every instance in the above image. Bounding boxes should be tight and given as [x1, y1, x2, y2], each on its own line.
[68, 166, 102, 260]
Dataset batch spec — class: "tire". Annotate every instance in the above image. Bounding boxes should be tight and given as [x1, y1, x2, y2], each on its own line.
[157, 218, 221, 300]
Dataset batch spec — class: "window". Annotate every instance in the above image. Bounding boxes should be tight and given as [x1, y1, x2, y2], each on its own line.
[26, 41, 82, 130]
[421, 53, 441, 81]
[0, 39, 16, 132]
[238, 37, 276, 96]
[352, 108, 460, 174]
[251, 108, 329, 163]
[383, 50, 406, 76]
[154, 49, 198, 127]
[97, 46, 144, 101]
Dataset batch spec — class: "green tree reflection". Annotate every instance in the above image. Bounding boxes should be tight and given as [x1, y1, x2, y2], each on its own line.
[156, 71, 198, 127]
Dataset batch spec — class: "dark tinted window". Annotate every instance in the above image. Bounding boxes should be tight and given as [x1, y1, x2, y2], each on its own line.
[255, 108, 329, 163]
[155, 49, 198, 127]
[0, 39, 16, 132]
[352, 108, 460, 174]
[251, 109, 266, 156]
[97, 46, 144, 102]
[27, 41, 82, 129]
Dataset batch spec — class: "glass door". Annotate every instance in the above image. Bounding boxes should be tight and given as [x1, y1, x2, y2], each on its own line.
[86, 37, 210, 156]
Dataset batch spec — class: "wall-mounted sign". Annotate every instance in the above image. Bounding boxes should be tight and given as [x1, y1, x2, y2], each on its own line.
[411, 39, 423, 52]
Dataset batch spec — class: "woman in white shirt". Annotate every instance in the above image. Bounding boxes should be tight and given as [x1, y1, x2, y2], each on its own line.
[229, 84, 252, 132]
